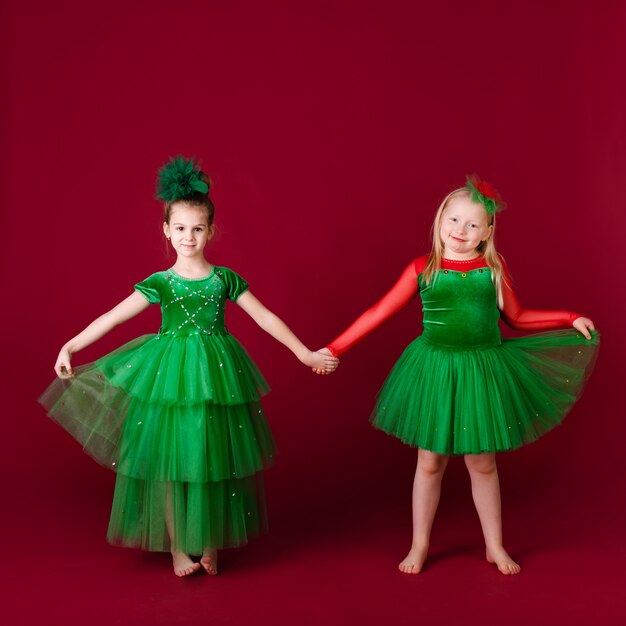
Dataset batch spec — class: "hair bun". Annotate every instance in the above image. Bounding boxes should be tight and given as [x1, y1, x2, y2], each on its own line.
[156, 156, 209, 202]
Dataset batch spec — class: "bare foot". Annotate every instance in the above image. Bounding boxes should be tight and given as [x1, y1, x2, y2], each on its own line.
[398, 544, 428, 574]
[172, 551, 201, 577]
[201, 550, 218, 576]
[486, 546, 521, 575]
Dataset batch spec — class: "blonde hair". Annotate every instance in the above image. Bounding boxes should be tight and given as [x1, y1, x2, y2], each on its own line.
[422, 187, 506, 309]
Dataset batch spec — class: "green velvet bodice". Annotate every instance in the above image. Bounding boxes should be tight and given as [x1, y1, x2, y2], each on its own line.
[418, 267, 501, 349]
[134, 266, 248, 337]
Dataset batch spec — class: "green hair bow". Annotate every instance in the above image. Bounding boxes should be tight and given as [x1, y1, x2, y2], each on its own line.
[465, 174, 505, 215]
[156, 156, 209, 202]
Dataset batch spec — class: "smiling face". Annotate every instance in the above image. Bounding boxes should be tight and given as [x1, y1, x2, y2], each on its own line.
[438, 194, 493, 259]
[163, 202, 215, 260]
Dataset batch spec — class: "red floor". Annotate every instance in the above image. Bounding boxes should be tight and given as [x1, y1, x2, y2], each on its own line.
[5, 438, 625, 626]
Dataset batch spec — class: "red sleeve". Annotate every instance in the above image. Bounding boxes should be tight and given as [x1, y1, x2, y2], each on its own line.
[326, 257, 425, 357]
[499, 257, 581, 330]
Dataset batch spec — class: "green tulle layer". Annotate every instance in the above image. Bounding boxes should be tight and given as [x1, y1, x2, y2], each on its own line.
[38, 332, 276, 551]
[94, 332, 270, 406]
[39, 367, 275, 481]
[107, 473, 267, 553]
[371, 329, 599, 455]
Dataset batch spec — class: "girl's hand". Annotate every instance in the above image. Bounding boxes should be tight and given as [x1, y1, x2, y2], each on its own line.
[572, 316, 595, 340]
[54, 347, 74, 379]
[310, 347, 339, 375]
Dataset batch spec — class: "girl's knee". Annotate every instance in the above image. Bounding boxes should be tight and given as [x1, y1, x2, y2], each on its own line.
[464, 453, 497, 475]
[417, 450, 449, 476]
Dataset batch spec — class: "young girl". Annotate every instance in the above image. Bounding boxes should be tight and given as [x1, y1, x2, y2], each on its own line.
[316, 176, 598, 576]
[39, 156, 338, 577]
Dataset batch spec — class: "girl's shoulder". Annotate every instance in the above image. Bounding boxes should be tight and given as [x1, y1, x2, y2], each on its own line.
[135, 269, 171, 285]
[134, 271, 171, 304]
[413, 255, 430, 274]
[212, 265, 243, 282]
[212, 265, 250, 301]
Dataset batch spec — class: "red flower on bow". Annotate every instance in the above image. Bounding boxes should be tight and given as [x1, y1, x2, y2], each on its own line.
[474, 180, 498, 200]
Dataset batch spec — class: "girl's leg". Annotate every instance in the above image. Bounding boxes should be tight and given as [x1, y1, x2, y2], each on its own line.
[464, 453, 521, 575]
[166, 482, 201, 577]
[399, 449, 449, 574]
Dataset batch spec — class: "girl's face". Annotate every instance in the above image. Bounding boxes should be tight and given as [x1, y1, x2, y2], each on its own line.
[439, 195, 492, 259]
[163, 202, 214, 260]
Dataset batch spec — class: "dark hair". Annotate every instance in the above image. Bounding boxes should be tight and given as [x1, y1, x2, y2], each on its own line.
[163, 172, 215, 225]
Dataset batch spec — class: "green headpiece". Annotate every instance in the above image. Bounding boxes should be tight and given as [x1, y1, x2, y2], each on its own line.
[465, 174, 505, 215]
[156, 156, 209, 202]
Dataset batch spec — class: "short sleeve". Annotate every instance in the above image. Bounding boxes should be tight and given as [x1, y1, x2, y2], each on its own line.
[134, 273, 162, 305]
[217, 267, 249, 301]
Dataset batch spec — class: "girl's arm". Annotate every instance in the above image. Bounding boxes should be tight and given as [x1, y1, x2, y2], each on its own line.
[325, 259, 421, 358]
[235, 291, 339, 372]
[499, 260, 595, 339]
[55, 292, 151, 377]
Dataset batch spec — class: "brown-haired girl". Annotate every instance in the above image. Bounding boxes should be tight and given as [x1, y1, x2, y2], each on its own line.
[40, 156, 338, 577]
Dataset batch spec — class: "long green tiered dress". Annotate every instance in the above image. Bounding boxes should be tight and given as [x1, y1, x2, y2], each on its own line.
[39, 266, 275, 554]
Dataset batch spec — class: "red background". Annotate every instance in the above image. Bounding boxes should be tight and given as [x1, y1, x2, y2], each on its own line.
[2, 1, 625, 624]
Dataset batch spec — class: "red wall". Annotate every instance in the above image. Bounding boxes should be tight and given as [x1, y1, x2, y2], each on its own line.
[3, 0, 624, 566]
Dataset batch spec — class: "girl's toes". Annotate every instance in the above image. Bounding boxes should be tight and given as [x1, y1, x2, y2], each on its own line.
[201, 554, 218, 575]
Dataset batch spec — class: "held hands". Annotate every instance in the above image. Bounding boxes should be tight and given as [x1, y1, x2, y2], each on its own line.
[54, 346, 74, 379]
[573, 317, 595, 340]
[299, 347, 339, 375]
[310, 347, 339, 375]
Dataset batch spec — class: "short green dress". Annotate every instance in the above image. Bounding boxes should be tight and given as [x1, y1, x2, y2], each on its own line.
[39, 266, 275, 554]
[371, 264, 599, 455]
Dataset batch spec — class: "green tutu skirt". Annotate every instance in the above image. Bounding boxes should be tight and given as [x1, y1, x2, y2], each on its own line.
[371, 329, 599, 455]
[39, 332, 275, 554]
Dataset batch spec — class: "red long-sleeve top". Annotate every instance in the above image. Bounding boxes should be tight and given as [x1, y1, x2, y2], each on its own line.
[327, 255, 581, 357]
